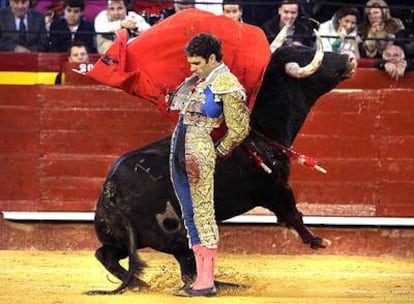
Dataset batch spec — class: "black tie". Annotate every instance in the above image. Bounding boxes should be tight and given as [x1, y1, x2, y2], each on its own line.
[18, 17, 27, 45]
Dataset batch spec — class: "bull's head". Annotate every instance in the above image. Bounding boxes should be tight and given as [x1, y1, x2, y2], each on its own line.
[253, 31, 357, 146]
[271, 47, 356, 92]
[271, 26, 357, 82]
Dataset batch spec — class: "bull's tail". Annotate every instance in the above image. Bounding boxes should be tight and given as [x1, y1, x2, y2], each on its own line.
[110, 213, 147, 294]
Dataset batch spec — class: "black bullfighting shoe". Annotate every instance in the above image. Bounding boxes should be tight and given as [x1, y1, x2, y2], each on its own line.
[172, 286, 217, 297]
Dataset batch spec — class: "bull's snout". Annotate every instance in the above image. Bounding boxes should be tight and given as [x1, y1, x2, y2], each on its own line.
[348, 54, 358, 77]
[341, 51, 358, 79]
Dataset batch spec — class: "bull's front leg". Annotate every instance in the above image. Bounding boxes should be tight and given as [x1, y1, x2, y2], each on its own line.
[173, 250, 196, 286]
[268, 183, 331, 249]
[285, 209, 331, 249]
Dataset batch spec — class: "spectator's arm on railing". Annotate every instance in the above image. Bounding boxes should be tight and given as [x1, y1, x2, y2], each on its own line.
[94, 10, 122, 34]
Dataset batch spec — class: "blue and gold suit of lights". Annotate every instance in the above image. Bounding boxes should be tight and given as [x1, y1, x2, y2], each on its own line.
[169, 64, 250, 249]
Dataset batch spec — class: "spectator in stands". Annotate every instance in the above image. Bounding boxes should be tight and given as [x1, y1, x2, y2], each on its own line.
[222, 0, 243, 23]
[319, 6, 360, 58]
[0, 0, 48, 52]
[35, 1, 70, 34]
[375, 44, 413, 79]
[261, 0, 315, 48]
[159, 1, 194, 22]
[43, 6, 60, 33]
[35, 0, 65, 31]
[195, 0, 222, 15]
[49, 0, 96, 53]
[395, 16, 414, 59]
[384, 0, 414, 58]
[67, 40, 90, 63]
[358, 0, 405, 58]
[94, 0, 150, 54]
[312, 0, 362, 24]
[35, 0, 106, 23]
[55, 40, 90, 84]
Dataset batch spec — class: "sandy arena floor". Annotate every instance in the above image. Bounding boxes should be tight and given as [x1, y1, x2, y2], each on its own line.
[0, 250, 413, 304]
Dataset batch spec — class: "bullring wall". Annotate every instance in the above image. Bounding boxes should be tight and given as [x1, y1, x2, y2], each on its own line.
[0, 70, 413, 217]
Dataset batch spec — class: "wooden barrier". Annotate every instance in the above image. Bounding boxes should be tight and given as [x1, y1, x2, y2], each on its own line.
[0, 85, 174, 212]
[293, 80, 414, 217]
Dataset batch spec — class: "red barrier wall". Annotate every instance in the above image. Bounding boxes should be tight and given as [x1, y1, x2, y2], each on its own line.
[293, 74, 414, 217]
[0, 62, 413, 217]
[0, 85, 174, 212]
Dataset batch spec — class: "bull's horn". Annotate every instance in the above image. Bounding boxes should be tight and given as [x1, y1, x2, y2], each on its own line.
[284, 29, 324, 78]
[269, 22, 292, 53]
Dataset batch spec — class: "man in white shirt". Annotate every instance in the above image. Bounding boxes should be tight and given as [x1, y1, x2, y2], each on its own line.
[94, 0, 150, 54]
[195, 0, 222, 15]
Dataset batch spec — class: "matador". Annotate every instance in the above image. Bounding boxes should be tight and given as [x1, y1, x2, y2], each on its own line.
[169, 33, 250, 297]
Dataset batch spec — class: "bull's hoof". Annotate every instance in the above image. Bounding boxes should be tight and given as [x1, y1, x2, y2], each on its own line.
[309, 237, 331, 249]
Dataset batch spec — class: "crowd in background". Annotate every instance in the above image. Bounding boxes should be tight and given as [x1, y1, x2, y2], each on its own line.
[0, 0, 413, 78]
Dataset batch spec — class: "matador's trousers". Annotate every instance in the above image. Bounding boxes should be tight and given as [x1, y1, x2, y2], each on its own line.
[170, 116, 219, 249]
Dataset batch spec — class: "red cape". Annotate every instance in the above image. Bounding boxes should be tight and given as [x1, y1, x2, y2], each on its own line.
[88, 9, 271, 122]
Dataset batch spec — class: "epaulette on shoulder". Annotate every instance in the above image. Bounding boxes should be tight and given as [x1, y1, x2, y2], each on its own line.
[210, 72, 244, 95]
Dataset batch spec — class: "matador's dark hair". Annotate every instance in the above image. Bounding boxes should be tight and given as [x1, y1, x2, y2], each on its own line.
[185, 33, 223, 62]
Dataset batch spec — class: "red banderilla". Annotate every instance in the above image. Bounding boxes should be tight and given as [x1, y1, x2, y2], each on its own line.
[247, 129, 328, 175]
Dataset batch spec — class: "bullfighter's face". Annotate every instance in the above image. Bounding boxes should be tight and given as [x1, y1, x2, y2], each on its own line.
[187, 54, 219, 79]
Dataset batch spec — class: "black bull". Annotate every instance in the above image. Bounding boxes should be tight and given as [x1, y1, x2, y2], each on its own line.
[88, 46, 355, 294]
